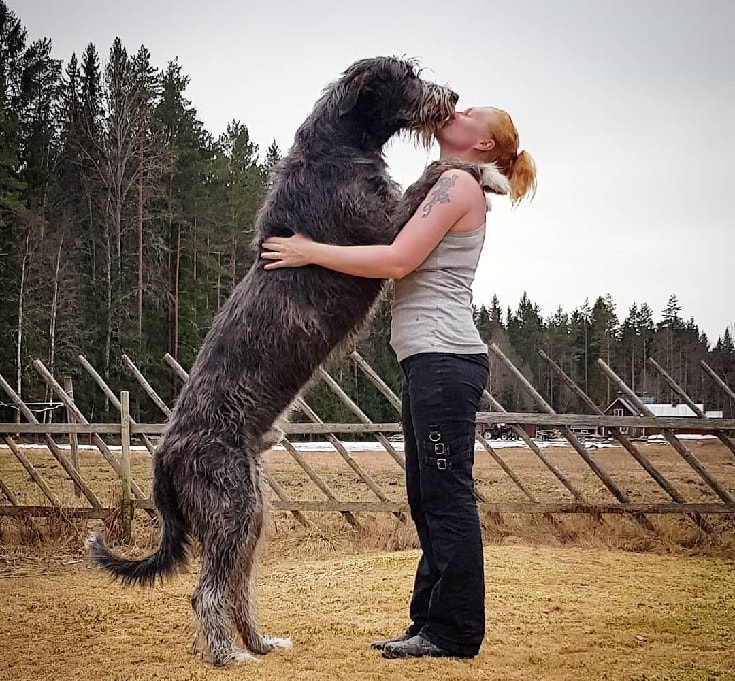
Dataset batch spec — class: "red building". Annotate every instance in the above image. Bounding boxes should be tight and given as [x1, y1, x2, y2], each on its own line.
[603, 397, 723, 438]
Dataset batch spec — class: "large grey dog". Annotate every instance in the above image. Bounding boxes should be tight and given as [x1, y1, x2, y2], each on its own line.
[86, 57, 498, 666]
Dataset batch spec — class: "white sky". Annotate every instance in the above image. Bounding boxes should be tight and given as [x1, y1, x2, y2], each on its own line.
[15, 0, 735, 342]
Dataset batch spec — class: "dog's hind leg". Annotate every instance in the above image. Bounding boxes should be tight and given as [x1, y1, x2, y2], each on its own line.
[229, 551, 292, 655]
[188, 444, 265, 665]
[227, 466, 291, 655]
[191, 537, 247, 665]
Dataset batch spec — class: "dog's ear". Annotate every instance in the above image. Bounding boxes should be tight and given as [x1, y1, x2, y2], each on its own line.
[338, 73, 368, 116]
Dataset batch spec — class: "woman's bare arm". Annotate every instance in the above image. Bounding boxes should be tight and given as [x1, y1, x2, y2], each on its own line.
[261, 169, 483, 279]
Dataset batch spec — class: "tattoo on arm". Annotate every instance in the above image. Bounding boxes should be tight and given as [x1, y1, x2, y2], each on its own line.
[421, 174, 457, 218]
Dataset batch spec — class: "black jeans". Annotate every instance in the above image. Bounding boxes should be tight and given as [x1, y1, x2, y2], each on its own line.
[400, 351, 489, 657]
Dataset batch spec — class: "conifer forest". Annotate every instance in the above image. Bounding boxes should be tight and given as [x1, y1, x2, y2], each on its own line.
[1, 2, 733, 426]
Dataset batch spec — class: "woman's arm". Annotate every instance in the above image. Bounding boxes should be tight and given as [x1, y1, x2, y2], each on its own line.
[261, 169, 483, 279]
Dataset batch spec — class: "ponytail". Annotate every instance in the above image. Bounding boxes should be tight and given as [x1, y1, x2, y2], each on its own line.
[508, 150, 537, 206]
[480, 107, 537, 206]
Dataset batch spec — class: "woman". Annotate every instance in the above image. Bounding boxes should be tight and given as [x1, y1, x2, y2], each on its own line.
[262, 106, 536, 659]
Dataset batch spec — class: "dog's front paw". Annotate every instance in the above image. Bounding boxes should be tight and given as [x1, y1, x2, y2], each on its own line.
[262, 426, 285, 448]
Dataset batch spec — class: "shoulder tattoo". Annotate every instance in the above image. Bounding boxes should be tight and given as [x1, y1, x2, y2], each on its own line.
[421, 174, 457, 218]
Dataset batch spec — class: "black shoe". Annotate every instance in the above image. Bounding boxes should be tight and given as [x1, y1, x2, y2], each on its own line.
[370, 631, 412, 650]
[382, 634, 456, 659]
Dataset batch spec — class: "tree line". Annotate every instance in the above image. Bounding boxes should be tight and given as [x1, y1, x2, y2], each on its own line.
[1, 3, 733, 426]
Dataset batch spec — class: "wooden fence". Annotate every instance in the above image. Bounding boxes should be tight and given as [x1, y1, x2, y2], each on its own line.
[1, 345, 734, 538]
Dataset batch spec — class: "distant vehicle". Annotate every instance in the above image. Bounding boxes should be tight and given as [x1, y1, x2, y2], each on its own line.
[481, 424, 518, 440]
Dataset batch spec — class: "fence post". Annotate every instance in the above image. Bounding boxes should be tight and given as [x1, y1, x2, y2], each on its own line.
[64, 376, 81, 497]
[120, 390, 133, 543]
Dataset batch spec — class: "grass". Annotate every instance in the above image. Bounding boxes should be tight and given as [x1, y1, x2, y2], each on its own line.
[0, 544, 733, 681]
[1, 439, 734, 679]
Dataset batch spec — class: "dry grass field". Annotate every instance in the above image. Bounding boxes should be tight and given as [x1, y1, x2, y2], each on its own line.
[1, 438, 734, 680]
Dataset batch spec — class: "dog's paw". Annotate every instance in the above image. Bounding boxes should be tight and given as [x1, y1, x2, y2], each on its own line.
[230, 649, 260, 664]
[262, 425, 285, 448]
[478, 163, 510, 195]
[263, 635, 292, 650]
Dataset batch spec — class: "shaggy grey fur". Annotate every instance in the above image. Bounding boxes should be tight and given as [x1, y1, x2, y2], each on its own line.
[85, 57, 494, 666]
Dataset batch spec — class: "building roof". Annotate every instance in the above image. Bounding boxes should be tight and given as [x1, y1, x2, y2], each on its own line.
[647, 403, 704, 417]
[605, 397, 722, 419]
[605, 397, 640, 415]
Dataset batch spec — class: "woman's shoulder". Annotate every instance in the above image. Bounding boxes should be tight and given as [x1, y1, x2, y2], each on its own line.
[438, 167, 486, 196]
[435, 167, 487, 214]
[437, 166, 481, 184]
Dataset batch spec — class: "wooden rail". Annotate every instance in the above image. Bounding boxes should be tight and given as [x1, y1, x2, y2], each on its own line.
[1, 350, 734, 536]
[2, 412, 733, 435]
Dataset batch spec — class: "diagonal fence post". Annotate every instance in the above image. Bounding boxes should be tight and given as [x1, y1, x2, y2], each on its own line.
[2, 435, 61, 507]
[481, 390, 587, 504]
[349, 351, 401, 411]
[317, 367, 405, 470]
[293, 395, 406, 522]
[648, 357, 735, 458]
[0, 372, 102, 509]
[489, 343, 656, 531]
[700, 360, 735, 404]
[539, 350, 709, 532]
[32, 360, 153, 516]
[597, 358, 735, 506]
[79, 354, 157, 457]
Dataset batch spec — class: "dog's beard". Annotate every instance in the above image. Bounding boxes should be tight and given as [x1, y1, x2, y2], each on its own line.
[406, 87, 457, 148]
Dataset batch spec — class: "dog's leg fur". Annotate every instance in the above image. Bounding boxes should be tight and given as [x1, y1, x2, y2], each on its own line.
[186, 441, 263, 665]
[226, 462, 290, 655]
[191, 542, 238, 665]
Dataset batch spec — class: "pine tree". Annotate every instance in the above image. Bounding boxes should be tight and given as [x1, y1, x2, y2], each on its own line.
[262, 139, 281, 189]
[0, 2, 61, 406]
[94, 37, 162, 378]
[216, 120, 262, 291]
[489, 294, 503, 325]
[653, 293, 686, 395]
[0, 2, 27, 401]
[153, 58, 215, 376]
[710, 327, 735, 417]
[473, 304, 491, 342]
[588, 294, 618, 406]
[506, 292, 544, 409]
[545, 306, 574, 410]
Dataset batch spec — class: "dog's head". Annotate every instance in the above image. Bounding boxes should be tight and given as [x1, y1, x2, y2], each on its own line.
[329, 56, 458, 149]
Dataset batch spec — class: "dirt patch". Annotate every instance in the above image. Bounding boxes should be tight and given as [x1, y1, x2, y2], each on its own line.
[1, 545, 734, 681]
[1, 439, 734, 679]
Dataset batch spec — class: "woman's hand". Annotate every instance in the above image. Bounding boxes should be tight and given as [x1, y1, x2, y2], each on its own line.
[261, 233, 316, 269]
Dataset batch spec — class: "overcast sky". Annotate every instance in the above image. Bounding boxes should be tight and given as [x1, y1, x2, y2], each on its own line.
[15, 0, 735, 341]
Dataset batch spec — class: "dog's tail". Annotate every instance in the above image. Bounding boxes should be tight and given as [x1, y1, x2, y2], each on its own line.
[86, 463, 189, 586]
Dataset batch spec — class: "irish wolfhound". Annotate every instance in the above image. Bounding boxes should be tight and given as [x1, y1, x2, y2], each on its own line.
[86, 57, 503, 666]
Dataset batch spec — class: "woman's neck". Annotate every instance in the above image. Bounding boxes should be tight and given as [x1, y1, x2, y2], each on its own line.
[438, 147, 484, 164]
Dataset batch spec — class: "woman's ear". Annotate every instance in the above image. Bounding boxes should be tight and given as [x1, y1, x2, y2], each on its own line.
[474, 138, 496, 153]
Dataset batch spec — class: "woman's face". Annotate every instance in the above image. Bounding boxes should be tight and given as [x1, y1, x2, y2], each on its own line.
[436, 106, 497, 154]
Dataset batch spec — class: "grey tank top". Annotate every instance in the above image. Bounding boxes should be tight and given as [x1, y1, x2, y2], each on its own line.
[390, 223, 488, 362]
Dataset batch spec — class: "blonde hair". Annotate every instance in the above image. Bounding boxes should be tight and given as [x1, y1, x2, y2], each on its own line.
[482, 107, 537, 206]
